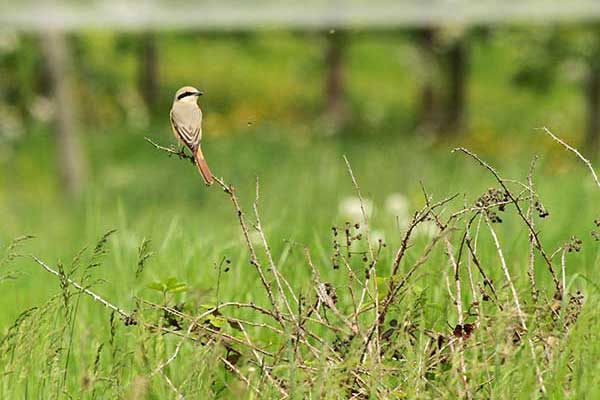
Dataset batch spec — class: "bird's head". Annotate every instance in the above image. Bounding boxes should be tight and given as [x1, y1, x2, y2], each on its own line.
[174, 86, 203, 104]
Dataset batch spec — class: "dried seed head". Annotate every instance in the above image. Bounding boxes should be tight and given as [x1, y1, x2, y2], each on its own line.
[566, 236, 582, 253]
[486, 210, 503, 224]
[332, 256, 339, 270]
[478, 188, 506, 206]
[535, 200, 549, 218]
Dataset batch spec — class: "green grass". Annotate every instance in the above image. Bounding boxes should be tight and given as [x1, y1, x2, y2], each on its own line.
[0, 126, 599, 398]
[1, 29, 600, 399]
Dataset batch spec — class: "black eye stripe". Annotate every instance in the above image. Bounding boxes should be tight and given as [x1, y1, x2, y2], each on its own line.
[177, 91, 196, 100]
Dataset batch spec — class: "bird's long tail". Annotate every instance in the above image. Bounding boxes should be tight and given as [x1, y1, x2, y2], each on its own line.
[194, 146, 214, 186]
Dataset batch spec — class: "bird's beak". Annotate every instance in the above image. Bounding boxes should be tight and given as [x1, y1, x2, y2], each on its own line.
[195, 91, 204, 96]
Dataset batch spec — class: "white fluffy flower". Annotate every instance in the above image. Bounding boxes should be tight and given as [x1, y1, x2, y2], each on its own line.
[338, 196, 373, 222]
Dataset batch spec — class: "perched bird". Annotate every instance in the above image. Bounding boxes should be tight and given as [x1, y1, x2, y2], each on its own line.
[170, 86, 214, 185]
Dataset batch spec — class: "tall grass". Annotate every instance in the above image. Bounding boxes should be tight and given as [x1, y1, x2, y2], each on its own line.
[1, 129, 598, 399]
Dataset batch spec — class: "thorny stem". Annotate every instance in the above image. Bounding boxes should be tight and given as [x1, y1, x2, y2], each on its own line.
[253, 178, 297, 320]
[304, 247, 359, 336]
[485, 217, 546, 394]
[140, 136, 569, 396]
[32, 256, 131, 320]
[220, 356, 260, 395]
[527, 156, 539, 305]
[561, 247, 568, 296]
[212, 176, 285, 326]
[343, 156, 380, 360]
[145, 137, 195, 164]
[464, 214, 480, 321]
[360, 230, 445, 365]
[422, 187, 471, 400]
[453, 147, 562, 298]
[540, 127, 600, 188]
[389, 194, 459, 279]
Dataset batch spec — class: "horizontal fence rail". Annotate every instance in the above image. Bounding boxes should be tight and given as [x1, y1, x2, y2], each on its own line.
[3, 1, 600, 31]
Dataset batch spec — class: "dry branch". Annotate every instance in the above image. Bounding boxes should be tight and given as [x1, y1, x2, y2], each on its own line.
[453, 147, 562, 298]
[540, 127, 600, 188]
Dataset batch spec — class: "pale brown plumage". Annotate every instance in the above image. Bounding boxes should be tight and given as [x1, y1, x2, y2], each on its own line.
[170, 86, 214, 186]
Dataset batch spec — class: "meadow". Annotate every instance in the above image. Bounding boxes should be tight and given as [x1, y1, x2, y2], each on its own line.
[1, 31, 600, 399]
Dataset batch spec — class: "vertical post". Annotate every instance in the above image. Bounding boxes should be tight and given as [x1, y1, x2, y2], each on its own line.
[42, 31, 85, 197]
[415, 28, 441, 133]
[444, 36, 469, 135]
[324, 30, 347, 133]
[139, 32, 160, 114]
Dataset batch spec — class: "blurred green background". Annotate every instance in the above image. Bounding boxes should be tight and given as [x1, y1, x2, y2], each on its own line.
[1, 5, 600, 397]
[1, 26, 599, 326]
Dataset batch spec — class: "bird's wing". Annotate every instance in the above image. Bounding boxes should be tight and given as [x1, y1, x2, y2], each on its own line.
[170, 105, 202, 150]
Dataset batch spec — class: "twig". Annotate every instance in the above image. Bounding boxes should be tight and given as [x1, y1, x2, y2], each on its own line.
[360, 229, 445, 364]
[389, 194, 459, 279]
[540, 127, 600, 188]
[343, 156, 380, 360]
[453, 147, 562, 298]
[144, 137, 195, 164]
[423, 188, 471, 400]
[238, 321, 289, 398]
[527, 156, 539, 305]
[304, 247, 359, 336]
[253, 178, 297, 320]
[343, 156, 375, 261]
[464, 213, 480, 321]
[145, 138, 285, 324]
[213, 176, 285, 326]
[159, 368, 184, 399]
[485, 217, 546, 394]
[561, 247, 568, 296]
[220, 356, 261, 395]
[32, 256, 132, 321]
[446, 237, 471, 400]
[485, 218, 526, 327]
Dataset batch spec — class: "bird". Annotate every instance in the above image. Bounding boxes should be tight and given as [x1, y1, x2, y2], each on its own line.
[170, 86, 214, 186]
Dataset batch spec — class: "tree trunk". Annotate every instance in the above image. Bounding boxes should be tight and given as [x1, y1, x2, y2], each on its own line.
[42, 32, 85, 197]
[324, 30, 347, 133]
[139, 32, 159, 113]
[444, 37, 468, 135]
[585, 64, 600, 158]
[415, 28, 441, 132]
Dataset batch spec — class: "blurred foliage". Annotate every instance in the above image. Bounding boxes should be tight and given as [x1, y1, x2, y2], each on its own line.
[0, 26, 593, 144]
[511, 24, 600, 92]
[1, 26, 599, 398]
